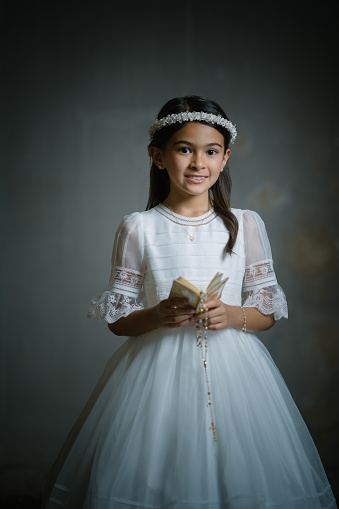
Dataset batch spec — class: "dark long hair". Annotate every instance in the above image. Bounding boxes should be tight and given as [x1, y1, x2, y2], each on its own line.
[146, 95, 238, 254]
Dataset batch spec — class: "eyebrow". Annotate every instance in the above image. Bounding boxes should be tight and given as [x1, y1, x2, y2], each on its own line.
[173, 140, 223, 148]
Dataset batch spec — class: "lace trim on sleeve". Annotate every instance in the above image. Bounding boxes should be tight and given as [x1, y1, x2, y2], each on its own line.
[243, 260, 277, 292]
[88, 266, 144, 323]
[87, 290, 144, 324]
[109, 266, 143, 298]
[242, 284, 288, 320]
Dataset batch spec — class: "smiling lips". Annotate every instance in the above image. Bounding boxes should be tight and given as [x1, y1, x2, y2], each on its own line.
[185, 176, 208, 183]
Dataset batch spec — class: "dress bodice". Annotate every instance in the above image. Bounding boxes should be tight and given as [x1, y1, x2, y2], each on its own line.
[88, 205, 288, 323]
[141, 206, 245, 307]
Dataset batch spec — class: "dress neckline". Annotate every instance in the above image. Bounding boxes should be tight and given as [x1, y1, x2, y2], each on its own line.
[156, 204, 216, 222]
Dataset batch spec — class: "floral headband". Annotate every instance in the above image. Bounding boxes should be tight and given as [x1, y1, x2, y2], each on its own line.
[149, 111, 237, 144]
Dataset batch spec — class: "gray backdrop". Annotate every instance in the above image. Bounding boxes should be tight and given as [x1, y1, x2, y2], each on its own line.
[1, 1, 338, 501]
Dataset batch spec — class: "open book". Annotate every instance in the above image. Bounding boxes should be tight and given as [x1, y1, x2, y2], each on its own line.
[169, 272, 228, 312]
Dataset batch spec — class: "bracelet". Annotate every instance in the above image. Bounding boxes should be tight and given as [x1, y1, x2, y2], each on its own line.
[241, 307, 247, 333]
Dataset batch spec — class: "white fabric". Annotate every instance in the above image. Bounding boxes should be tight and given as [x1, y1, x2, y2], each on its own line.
[87, 208, 288, 323]
[88, 212, 145, 323]
[241, 210, 288, 320]
[46, 206, 335, 509]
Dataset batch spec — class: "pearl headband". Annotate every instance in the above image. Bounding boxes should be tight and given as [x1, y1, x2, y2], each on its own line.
[149, 111, 237, 144]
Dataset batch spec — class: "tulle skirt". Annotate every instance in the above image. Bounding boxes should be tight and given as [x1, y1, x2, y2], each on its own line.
[44, 325, 336, 509]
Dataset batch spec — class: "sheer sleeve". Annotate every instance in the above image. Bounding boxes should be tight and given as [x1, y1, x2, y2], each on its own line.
[87, 212, 145, 323]
[242, 210, 288, 320]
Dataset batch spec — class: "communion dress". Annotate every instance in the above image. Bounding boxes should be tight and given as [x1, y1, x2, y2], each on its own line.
[44, 205, 336, 509]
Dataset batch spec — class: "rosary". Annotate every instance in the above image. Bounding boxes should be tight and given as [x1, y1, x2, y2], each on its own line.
[196, 292, 218, 441]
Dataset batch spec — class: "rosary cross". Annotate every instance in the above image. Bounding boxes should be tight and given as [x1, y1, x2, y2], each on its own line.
[209, 422, 218, 441]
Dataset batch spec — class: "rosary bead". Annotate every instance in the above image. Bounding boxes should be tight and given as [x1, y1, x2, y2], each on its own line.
[196, 301, 217, 441]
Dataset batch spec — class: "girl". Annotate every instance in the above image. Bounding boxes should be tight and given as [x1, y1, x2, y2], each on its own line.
[43, 96, 336, 508]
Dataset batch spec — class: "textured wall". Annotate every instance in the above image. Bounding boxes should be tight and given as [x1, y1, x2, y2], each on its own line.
[1, 0, 338, 482]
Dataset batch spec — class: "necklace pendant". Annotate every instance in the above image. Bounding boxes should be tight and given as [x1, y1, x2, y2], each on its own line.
[189, 235, 195, 242]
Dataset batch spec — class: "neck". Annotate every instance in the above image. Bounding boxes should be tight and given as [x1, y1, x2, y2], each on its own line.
[163, 193, 212, 218]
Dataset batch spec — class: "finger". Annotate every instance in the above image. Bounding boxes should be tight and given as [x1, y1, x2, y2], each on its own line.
[203, 299, 221, 310]
[193, 308, 209, 320]
[169, 307, 196, 317]
[159, 303, 192, 315]
[205, 308, 224, 319]
[165, 313, 195, 324]
[160, 308, 195, 319]
[166, 297, 192, 308]
[208, 315, 224, 326]
[208, 313, 231, 328]
[165, 317, 193, 329]
[208, 322, 226, 331]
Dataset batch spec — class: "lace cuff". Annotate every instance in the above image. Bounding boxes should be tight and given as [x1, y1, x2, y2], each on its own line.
[243, 260, 277, 292]
[87, 290, 144, 324]
[109, 266, 143, 297]
[242, 284, 288, 320]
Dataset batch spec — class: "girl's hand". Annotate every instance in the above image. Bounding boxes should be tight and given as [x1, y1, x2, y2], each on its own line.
[194, 299, 239, 331]
[152, 297, 195, 329]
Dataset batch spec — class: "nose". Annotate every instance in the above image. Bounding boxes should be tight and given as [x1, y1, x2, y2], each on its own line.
[190, 151, 206, 169]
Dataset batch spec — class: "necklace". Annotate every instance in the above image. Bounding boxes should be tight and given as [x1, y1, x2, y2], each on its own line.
[159, 205, 214, 242]
[196, 294, 217, 441]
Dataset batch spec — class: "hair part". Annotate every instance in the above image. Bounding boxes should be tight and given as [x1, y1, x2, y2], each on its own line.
[146, 95, 238, 255]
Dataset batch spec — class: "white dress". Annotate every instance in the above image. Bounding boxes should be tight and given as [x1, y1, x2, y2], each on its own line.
[44, 205, 336, 509]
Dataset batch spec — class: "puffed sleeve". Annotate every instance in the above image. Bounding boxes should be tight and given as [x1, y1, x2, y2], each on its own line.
[242, 210, 288, 320]
[87, 212, 145, 323]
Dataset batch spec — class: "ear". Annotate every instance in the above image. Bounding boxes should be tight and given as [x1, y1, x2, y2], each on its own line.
[149, 146, 165, 169]
[222, 148, 231, 168]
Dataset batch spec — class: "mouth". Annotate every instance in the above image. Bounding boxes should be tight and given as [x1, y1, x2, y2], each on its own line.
[185, 176, 208, 183]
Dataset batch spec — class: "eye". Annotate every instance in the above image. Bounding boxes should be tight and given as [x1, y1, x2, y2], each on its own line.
[178, 147, 191, 154]
[207, 149, 218, 155]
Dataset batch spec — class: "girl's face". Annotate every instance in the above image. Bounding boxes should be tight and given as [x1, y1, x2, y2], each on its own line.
[152, 122, 230, 202]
